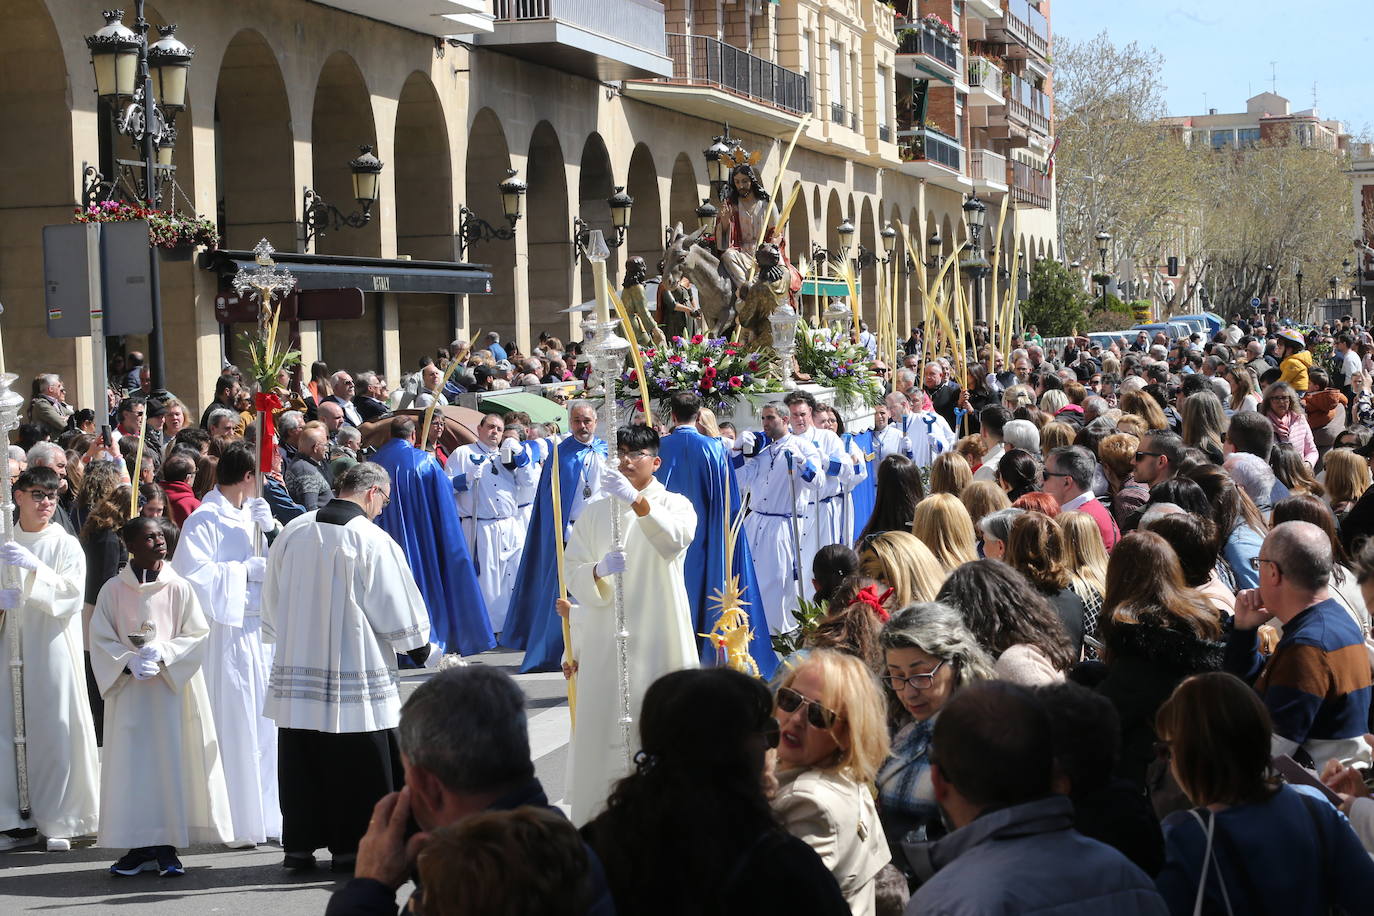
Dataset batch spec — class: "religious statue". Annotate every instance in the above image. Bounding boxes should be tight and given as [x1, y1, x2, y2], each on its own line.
[620, 257, 667, 349]
[735, 241, 791, 350]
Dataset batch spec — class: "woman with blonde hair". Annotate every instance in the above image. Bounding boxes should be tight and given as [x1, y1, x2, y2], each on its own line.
[1115, 413, 1148, 441]
[1002, 384, 1033, 411]
[772, 649, 892, 915]
[856, 531, 946, 611]
[1118, 389, 1167, 432]
[1324, 447, 1370, 521]
[1038, 421, 1075, 454]
[910, 493, 978, 573]
[694, 406, 721, 438]
[1099, 431, 1148, 530]
[1038, 389, 1069, 415]
[959, 479, 1010, 529]
[927, 452, 971, 497]
[1056, 510, 1109, 649]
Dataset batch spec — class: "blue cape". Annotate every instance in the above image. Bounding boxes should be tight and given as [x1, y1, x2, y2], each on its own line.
[656, 426, 778, 679]
[503, 436, 607, 672]
[846, 429, 878, 543]
[373, 439, 495, 656]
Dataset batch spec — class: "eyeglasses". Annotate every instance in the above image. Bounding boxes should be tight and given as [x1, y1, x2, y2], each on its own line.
[1133, 451, 1161, 462]
[1250, 556, 1281, 575]
[1043, 470, 1071, 479]
[882, 660, 947, 692]
[775, 686, 841, 730]
[617, 450, 654, 463]
[371, 486, 391, 508]
[24, 490, 58, 503]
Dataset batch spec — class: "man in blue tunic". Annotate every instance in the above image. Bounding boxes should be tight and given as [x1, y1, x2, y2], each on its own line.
[503, 403, 607, 672]
[656, 391, 777, 678]
[371, 417, 494, 657]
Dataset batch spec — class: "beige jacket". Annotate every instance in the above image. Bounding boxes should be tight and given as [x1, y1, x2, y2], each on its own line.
[773, 767, 889, 916]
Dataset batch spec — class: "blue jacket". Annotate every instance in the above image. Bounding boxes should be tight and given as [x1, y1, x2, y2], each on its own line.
[905, 796, 1167, 915]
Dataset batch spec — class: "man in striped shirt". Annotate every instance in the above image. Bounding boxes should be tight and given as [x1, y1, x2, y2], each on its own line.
[1224, 521, 1372, 772]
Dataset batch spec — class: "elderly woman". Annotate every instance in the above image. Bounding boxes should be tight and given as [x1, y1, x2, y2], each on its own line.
[976, 506, 1024, 561]
[1261, 381, 1317, 468]
[771, 649, 892, 915]
[1154, 673, 1374, 913]
[876, 603, 995, 868]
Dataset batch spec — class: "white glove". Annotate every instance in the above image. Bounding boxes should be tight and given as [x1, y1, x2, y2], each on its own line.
[500, 438, 519, 462]
[594, 550, 627, 579]
[137, 643, 162, 663]
[899, 437, 913, 456]
[132, 657, 160, 680]
[741, 431, 762, 457]
[600, 464, 640, 506]
[247, 497, 274, 534]
[0, 588, 20, 611]
[1, 542, 39, 571]
[246, 556, 267, 583]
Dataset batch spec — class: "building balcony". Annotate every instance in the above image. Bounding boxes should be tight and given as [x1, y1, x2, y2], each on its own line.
[830, 102, 860, 132]
[963, 0, 1004, 20]
[315, 0, 493, 34]
[970, 148, 1008, 192]
[895, 25, 962, 85]
[987, 0, 1050, 60]
[623, 33, 809, 133]
[879, 123, 892, 143]
[897, 127, 971, 191]
[1011, 158, 1051, 209]
[477, 0, 672, 81]
[967, 57, 1004, 106]
[1004, 74, 1051, 135]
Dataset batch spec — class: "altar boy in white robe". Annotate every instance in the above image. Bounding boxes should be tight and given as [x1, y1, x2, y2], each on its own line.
[563, 425, 698, 825]
[170, 442, 280, 848]
[91, 516, 231, 877]
[262, 462, 434, 873]
[0, 467, 99, 851]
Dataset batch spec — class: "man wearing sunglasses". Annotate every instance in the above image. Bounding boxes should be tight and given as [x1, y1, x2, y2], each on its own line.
[0, 467, 99, 852]
[563, 425, 698, 824]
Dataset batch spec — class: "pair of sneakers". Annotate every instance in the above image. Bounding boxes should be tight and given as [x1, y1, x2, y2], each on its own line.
[110, 846, 184, 877]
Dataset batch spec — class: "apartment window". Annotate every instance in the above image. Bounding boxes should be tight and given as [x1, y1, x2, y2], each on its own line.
[877, 67, 890, 140]
[956, 91, 966, 142]
[829, 41, 843, 123]
[1236, 127, 1260, 148]
[801, 30, 813, 112]
[1211, 130, 1234, 150]
[952, 1, 962, 33]
[851, 50, 860, 129]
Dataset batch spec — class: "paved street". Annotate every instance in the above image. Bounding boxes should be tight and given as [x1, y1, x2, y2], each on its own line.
[0, 649, 573, 914]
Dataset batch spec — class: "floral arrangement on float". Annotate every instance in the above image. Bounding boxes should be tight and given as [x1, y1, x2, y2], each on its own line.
[618, 333, 782, 412]
[792, 320, 885, 408]
[74, 199, 220, 252]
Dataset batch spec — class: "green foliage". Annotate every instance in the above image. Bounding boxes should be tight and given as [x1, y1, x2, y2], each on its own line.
[1022, 259, 1089, 338]
[1083, 311, 1136, 332]
[770, 597, 827, 657]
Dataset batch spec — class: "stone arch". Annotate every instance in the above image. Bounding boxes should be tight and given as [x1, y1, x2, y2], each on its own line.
[465, 107, 517, 340]
[625, 143, 661, 279]
[824, 188, 845, 275]
[526, 120, 571, 340]
[576, 132, 615, 306]
[858, 196, 877, 326]
[668, 152, 701, 235]
[311, 50, 380, 370]
[394, 70, 454, 371]
[1, 0, 74, 386]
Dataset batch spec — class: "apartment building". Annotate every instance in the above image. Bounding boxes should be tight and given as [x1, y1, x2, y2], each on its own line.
[1162, 92, 1350, 152]
[9, 0, 1057, 412]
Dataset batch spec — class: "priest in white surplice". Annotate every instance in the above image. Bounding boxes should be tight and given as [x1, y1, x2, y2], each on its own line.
[563, 425, 698, 825]
[0, 467, 99, 851]
[782, 391, 853, 587]
[734, 403, 824, 634]
[262, 462, 433, 873]
[91, 516, 231, 876]
[170, 442, 280, 847]
[446, 411, 538, 633]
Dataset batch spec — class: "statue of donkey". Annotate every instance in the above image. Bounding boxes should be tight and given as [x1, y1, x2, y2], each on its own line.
[662, 223, 738, 337]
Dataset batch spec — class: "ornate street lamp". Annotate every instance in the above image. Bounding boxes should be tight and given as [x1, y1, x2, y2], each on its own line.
[835, 217, 856, 257]
[86, 10, 141, 100]
[963, 195, 989, 320]
[573, 185, 636, 258]
[879, 222, 898, 264]
[302, 145, 386, 248]
[694, 198, 718, 235]
[456, 168, 527, 260]
[1095, 229, 1112, 312]
[147, 25, 193, 111]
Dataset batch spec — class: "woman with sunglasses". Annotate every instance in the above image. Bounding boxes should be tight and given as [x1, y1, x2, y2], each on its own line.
[875, 603, 995, 874]
[771, 650, 892, 915]
[1261, 381, 1317, 468]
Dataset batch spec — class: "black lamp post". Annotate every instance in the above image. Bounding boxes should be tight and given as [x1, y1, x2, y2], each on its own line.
[964, 194, 987, 320]
[927, 230, 943, 271]
[879, 222, 898, 264]
[694, 198, 718, 235]
[573, 185, 635, 258]
[85, 5, 196, 394]
[1331, 275, 1341, 299]
[1095, 229, 1112, 312]
[302, 146, 385, 248]
[1295, 267, 1304, 311]
[455, 169, 527, 260]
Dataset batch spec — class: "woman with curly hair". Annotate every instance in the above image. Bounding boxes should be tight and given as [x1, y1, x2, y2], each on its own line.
[936, 560, 1074, 685]
[1261, 380, 1317, 467]
[1095, 531, 1224, 790]
[910, 493, 978, 573]
[857, 455, 924, 542]
[995, 448, 1040, 502]
[1005, 511, 1088, 656]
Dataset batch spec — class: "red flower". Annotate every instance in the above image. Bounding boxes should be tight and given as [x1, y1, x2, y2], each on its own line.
[627, 368, 638, 382]
[703, 366, 718, 379]
[701, 356, 713, 367]
[724, 347, 738, 356]
[691, 334, 704, 344]
[729, 375, 743, 388]
[644, 348, 656, 358]
[748, 360, 760, 372]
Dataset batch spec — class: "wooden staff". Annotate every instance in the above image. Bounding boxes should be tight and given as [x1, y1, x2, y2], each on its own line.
[549, 447, 576, 726]
[608, 287, 653, 423]
[128, 408, 147, 516]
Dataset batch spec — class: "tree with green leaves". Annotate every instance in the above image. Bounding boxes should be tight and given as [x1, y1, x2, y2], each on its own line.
[1023, 259, 1089, 337]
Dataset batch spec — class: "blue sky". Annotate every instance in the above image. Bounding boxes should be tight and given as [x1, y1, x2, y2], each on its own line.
[1050, 1, 1372, 136]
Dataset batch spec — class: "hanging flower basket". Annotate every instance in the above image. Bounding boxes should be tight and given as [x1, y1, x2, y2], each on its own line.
[74, 200, 220, 252]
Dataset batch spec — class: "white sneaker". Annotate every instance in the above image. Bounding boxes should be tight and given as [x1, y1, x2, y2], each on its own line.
[45, 837, 71, 852]
[225, 839, 257, 849]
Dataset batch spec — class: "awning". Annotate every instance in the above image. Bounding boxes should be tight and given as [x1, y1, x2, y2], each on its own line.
[801, 278, 859, 297]
[200, 249, 493, 296]
[479, 390, 569, 431]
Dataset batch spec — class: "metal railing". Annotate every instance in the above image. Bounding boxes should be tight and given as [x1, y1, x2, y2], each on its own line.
[899, 127, 962, 171]
[967, 56, 1003, 92]
[879, 124, 891, 142]
[663, 33, 810, 115]
[1002, 0, 1049, 58]
[493, 0, 667, 51]
[1011, 158, 1051, 209]
[829, 102, 858, 131]
[897, 26, 960, 72]
[1006, 74, 1051, 134]
[970, 148, 1007, 184]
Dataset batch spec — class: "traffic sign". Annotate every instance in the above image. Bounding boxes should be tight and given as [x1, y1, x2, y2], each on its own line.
[1250, 297, 1261, 308]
